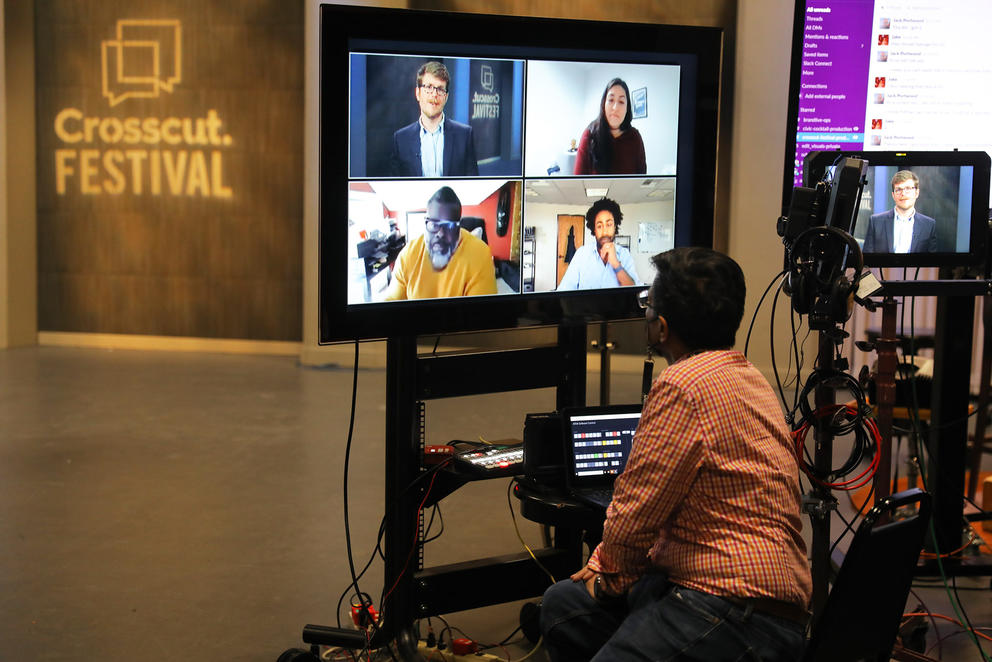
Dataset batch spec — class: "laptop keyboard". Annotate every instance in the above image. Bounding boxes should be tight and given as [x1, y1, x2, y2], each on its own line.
[584, 488, 613, 504]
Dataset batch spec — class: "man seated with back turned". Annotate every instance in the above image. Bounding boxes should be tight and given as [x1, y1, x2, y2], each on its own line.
[540, 247, 812, 661]
[384, 186, 497, 301]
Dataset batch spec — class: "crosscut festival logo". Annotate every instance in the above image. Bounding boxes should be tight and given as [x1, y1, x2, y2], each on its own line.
[471, 64, 500, 120]
[101, 18, 182, 107]
[53, 19, 234, 198]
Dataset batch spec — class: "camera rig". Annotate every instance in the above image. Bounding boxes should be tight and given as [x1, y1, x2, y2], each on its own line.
[778, 156, 871, 332]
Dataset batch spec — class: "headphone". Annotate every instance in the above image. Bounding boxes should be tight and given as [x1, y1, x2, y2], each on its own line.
[786, 225, 864, 327]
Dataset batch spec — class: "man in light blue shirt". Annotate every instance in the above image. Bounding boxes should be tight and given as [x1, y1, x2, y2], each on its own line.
[558, 198, 640, 290]
[419, 116, 444, 178]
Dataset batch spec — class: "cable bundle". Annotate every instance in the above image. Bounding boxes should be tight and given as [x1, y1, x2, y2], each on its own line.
[793, 403, 881, 491]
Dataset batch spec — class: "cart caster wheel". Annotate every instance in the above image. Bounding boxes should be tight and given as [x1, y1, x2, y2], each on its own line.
[520, 601, 542, 643]
[277, 647, 319, 662]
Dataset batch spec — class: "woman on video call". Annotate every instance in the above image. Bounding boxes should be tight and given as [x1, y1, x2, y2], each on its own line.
[574, 78, 647, 175]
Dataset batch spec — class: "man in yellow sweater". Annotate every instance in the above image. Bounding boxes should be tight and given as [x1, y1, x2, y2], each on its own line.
[384, 186, 498, 300]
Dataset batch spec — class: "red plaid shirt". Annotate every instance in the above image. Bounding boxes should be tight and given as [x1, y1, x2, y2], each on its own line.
[589, 350, 812, 608]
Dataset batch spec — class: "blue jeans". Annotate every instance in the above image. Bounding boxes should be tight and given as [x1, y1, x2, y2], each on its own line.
[540, 575, 807, 661]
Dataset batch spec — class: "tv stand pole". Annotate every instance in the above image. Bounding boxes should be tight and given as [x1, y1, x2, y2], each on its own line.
[591, 321, 613, 405]
[808, 332, 838, 619]
[872, 296, 899, 501]
[381, 333, 422, 655]
[926, 292, 975, 555]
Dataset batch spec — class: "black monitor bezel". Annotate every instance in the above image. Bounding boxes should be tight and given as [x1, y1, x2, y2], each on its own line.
[781, 0, 808, 215]
[318, 4, 722, 343]
[803, 150, 990, 269]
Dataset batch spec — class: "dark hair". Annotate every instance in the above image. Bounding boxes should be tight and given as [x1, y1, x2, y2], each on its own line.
[890, 169, 919, 191]
[427, 186, 462, 220]
[417, 61, 450, 90]
[585, 198, 623, 235]
[650, 247, 746, 351]
[586, 78, 633, 174]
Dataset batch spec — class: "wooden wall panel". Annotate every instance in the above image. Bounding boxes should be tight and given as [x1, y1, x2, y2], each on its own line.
[35, 1, 303, 340]
[411, 0, 734, 26]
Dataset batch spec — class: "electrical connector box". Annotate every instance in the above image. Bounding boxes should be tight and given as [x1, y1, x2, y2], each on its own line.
[416, 641, 504, 661]
[350, 602, 378, 628]
[451, 637, 478, 655]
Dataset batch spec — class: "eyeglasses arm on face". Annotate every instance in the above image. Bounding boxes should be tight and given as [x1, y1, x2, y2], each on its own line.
[637, 288, 651, 309]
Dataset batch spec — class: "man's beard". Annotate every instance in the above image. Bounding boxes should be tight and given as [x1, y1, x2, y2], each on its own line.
[597, 232, 616, 260]
[429, 236, 457, 270]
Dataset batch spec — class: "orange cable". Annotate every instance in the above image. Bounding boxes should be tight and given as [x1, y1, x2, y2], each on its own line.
[903, 612, 992, 643]
[919, 527, 984, 559]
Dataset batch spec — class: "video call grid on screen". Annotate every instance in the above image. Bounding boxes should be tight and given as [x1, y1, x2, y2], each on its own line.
[568, 412, 640, 478]
[344, 39, 693, 306]
[803, 151, 990, 269]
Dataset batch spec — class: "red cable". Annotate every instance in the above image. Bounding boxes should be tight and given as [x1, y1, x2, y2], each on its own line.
[380, 460, 450, 608]
[792, 404, 881, 491]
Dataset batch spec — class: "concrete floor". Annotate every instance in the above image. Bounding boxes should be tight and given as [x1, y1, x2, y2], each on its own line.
[0, 345, 989, 661]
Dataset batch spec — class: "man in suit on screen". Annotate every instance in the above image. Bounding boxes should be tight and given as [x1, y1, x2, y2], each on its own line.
[862, 170, 938, 253]
[389, 61, 479, 178]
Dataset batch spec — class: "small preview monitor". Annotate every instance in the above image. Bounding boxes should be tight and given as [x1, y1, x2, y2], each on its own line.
[803, 150, 990, 269]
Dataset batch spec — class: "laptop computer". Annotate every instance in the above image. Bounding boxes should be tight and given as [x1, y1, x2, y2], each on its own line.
[562, 404, 642, 509]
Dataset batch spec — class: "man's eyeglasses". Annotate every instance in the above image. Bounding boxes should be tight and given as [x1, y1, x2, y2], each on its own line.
[425, 218, 459, 232]
[638, 289, 659, 321]
[420, 84, 448, 96]
[893, 185, 918, 195]
[637, 288, 651, 309]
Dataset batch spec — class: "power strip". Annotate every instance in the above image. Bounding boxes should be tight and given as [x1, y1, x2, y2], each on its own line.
[415, 640, 506, 661]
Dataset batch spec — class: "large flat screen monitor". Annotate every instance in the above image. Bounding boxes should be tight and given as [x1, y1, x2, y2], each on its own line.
[319, 4, 722, 343]
[782, 0, 992, 212]
[803, 150, 990, 268]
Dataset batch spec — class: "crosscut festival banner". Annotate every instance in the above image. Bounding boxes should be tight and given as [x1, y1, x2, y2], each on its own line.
[469, 59, 513, 163]
[35, 4, 303, 339]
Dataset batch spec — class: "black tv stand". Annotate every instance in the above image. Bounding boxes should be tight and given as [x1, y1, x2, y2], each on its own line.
[294, 325, 591, 656]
